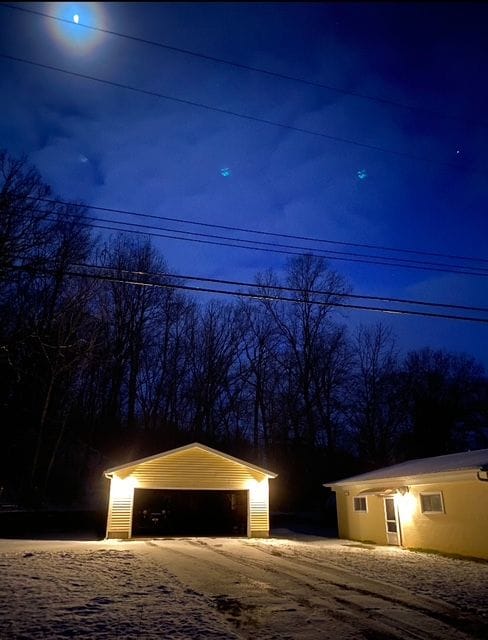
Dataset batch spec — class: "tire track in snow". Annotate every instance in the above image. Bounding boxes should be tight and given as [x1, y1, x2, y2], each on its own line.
[183, 538, 486, 640]
[186, 539, 446, 640]
[146, 539, 359, 640]
[148, 538, 473, 640]
[244, 539, 488, 639]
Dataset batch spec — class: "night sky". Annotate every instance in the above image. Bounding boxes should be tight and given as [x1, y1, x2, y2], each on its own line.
[1, 2, 487, 367]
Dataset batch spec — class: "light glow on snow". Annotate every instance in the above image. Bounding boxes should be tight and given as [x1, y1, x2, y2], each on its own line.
[1, 535, 487, 638]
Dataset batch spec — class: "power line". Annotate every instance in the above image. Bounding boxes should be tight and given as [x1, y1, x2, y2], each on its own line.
[81, 216, 488, 276]
[32, 197, 488, 266]
[73, 262, 488, 314]
[42, 209, 488, 278]
[1, 52, 485, 178]
[8, 262, 488, 325]
[3, 2, 486, 131]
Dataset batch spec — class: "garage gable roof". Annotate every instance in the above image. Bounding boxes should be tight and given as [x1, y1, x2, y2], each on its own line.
[104, 442, 278, 479]
[325, 448, 488, 487]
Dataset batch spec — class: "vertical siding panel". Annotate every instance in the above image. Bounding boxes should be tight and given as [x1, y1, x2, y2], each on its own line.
[106, 483, 133, 539]
[249, 480, 269, 537]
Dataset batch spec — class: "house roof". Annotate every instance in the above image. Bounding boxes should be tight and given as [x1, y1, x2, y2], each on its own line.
[326, 448, 488, 487]
[104, 442, 278, 479]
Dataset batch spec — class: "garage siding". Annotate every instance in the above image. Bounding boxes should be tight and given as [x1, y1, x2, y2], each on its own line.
[106, 488, 133, 539]
[249, 490, 269, 537]
[121, 447, 267, 488]
[105, 444, 276, 539]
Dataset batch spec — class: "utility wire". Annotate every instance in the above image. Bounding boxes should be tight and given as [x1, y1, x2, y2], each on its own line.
[1, 52, 485, 177]
[31, 197, 488, 266]
[70, 262, 488, 314]
[3, 2, 486, 130]
[13, 252, 488, 313]
[79, 214, 488, 276]
[8, 263, 488, 325]
[43, 211, 488, 277]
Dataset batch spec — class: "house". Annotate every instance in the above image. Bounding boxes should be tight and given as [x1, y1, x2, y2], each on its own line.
[104, 442, 277, 539]
[325, 448, 488, 560]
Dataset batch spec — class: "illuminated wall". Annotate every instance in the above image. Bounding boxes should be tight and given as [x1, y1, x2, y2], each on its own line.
[106, 476, 135, 539]
[335, 488, 390, 545]
[105, 444, 276, 539]
[332, 477, 488, 560]
[398, 480, 488, 559]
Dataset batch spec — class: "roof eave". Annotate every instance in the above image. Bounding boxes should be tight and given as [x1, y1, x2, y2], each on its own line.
[325, 468, 478, 489]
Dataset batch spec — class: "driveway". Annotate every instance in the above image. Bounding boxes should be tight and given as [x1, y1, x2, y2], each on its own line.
[1, 533, 487, 639]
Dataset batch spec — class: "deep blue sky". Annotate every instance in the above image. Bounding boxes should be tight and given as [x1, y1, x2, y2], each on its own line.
[1, 2, 487, 367]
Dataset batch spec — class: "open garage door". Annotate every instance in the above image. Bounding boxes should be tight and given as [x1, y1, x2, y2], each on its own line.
[132, 489, 248, 537]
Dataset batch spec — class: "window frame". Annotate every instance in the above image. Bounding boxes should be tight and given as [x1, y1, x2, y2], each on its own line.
[353, 496, 368, 513]
[419, 491, 445, 514]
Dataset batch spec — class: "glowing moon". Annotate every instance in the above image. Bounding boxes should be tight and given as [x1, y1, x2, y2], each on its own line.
[47, 3, 105, 51]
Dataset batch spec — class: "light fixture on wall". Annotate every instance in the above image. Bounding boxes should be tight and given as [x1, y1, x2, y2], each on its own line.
[477, 465, 488, 482]
[397, 486, 409, 496]
[109, 475, 137, 500]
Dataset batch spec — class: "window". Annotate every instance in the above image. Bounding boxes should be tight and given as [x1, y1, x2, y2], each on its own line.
[353, 496, 367, 512]
[420, 492, 444, 514]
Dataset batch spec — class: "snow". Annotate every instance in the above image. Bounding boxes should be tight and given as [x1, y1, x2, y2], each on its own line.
[1, 532, 487, 639]
[327, 447, 488, 485]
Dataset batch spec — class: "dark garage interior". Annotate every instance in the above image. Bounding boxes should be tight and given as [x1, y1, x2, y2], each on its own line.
[132, 488, 248, 537]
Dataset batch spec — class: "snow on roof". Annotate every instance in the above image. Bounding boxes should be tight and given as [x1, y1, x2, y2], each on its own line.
[104, 441, 278, 478]
[327, 448, 488, 486]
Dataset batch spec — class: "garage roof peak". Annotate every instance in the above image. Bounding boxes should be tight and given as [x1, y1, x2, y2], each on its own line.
[104, 441, 278, 479]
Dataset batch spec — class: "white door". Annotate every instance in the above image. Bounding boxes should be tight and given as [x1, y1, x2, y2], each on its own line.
[384, 496, 400, 545]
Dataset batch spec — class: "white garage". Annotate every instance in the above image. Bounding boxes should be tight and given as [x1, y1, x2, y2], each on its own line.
[104, 442, 277, 539]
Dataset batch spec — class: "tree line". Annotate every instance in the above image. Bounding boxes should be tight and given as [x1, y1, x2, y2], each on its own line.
[1, 150, 487, 511]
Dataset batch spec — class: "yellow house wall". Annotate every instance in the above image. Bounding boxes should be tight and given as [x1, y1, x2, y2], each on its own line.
[398, 480, 488, 560]
[334, 478, 488, 560]
[106, 447, 271, 538]
[335, 487, 389, 545]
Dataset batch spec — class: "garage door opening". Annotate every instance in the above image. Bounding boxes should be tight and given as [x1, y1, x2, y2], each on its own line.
[132, 489, 248, 537]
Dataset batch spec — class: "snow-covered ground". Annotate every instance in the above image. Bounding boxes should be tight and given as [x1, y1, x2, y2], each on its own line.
[1, 531, 487, 639]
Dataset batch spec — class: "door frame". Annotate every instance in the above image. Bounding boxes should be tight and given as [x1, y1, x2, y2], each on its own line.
[131, 487, 248, 537]
[383, 496, 402, 545]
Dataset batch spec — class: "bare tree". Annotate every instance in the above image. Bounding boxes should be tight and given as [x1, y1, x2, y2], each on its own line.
[138, 285, 194, 439]
[402, 348, 486, 458]
[255, 254, 350, 450]
[186, 300, 244, 442]
[96, 235, 166, 434]
[349, 323, 405, 467]
[0, 150, 55, 274]
[239, 300, 282, 457]
[1, 200, 96, 502]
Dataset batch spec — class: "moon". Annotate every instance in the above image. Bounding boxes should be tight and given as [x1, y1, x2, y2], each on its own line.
[48, 4, 106, 51]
